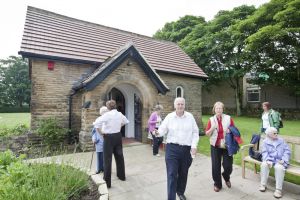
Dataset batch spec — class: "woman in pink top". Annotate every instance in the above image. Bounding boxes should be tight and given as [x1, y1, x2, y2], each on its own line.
[148, 104, 164, 156]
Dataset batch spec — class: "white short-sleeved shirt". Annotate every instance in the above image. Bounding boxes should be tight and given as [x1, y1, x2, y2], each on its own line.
[93, 109, 129, 134]
[157, 111, 199, 148]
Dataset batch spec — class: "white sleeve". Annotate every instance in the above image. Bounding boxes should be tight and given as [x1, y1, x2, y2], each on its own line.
[157, 114, 169, 137]
[121, 113, 129, 124]
[93, 115, 106, 129]
[191, 116, 200, 148]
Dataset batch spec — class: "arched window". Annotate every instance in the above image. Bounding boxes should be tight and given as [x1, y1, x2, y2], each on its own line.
[176, 86, 184, 98]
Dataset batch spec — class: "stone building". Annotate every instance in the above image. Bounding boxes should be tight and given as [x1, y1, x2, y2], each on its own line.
[19, 6, 207, 150]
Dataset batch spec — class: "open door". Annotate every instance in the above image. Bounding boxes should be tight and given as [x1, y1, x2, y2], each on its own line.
[134, 94, 142, 141]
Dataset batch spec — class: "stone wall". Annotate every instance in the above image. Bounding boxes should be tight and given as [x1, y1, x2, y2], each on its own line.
[30, 59, 95, 130]
[0, 133, 43, 156]
[30, 58, 204, 151]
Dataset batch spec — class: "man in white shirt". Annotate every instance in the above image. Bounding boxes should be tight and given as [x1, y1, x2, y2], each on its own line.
[93, 100, 129, 188]
[156, 97, 199, 200]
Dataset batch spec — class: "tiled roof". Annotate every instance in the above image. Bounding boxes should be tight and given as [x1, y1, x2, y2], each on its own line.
[19, 6, 208, 78]
[73, 43, 170, 94]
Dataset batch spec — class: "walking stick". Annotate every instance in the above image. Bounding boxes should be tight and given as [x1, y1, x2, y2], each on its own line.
[89, 145, 95, 172]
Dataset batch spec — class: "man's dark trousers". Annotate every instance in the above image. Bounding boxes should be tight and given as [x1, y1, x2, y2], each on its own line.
[103, 132, 125, 187]
[210, 145, 233, 189]
[165, 143, 193, 200]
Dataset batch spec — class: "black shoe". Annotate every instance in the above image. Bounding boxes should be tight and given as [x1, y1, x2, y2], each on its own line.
[118, 176, 126, 181]
[177, 194, 186, 200]
[95, 171, 100, 174]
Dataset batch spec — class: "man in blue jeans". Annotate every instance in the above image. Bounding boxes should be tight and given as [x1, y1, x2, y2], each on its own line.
[156, 97, 199, 200]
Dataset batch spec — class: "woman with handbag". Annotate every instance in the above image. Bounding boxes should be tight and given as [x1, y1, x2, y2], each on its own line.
[205, 101, 234, 192]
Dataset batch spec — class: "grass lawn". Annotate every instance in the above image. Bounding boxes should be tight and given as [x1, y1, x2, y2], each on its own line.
[0, 113, 30, 128]
[198, 115, 300, 184]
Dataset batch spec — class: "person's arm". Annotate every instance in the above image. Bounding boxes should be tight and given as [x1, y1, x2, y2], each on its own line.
[121, 114, 129, 127]
[261, 141, 273, 167]
[148, 113, 157, 125]
[93, 115, 107, 134]
[281, 141, 291, 166]
[191, 116, 200, 152]
[157, 114, 169, 137]
[270, 110, 280, 129]
[205, 120, 216, 136]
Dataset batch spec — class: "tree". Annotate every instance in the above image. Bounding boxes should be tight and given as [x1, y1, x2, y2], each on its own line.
[153, 15, 206, 43]
[181, 5, 257, 115]
[0, 56, 30, 107]
[238, 0, 300, 95]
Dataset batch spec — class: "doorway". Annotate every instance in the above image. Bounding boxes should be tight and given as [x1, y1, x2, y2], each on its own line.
[108, 88, 126, 137]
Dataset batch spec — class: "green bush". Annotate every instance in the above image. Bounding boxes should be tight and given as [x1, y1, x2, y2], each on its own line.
[0, 106, 30, 113]
[0, 124, 29, 137]
[36, 118, 69, 147]
[0, 150, 89, 200]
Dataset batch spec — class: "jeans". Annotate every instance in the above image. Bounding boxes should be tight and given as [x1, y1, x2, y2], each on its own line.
[260, 161, 286, 190]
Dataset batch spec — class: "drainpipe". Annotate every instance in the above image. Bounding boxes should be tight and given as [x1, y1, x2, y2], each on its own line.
[68, 89, 76, 143]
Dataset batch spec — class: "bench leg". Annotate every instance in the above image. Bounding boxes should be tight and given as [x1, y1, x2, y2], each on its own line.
[242, 160, 246, 179]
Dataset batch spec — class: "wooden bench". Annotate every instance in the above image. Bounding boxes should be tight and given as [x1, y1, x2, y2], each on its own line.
[241, 135, 300, 179]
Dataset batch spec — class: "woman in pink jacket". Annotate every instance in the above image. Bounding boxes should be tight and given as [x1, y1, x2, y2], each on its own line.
[148, 105, 164, 156]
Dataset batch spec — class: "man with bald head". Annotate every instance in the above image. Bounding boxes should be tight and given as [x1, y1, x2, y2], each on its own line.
[156, 97, 199, 200]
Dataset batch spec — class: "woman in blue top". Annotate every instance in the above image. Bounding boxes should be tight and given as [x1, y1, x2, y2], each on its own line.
[259, 127, 291, 198]
[92, 106, 108, 174]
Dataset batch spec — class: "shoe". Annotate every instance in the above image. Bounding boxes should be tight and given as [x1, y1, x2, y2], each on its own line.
[214, 186, 221, 192]
[95, 171, 100, 174]
[225, 180, 231, 188]
[177, 194, 186, 200]
[273, 189, 282, 198]
[155, 154, 160, 157]
[259, 185, 266, 192]
[118, 176, 126, 181]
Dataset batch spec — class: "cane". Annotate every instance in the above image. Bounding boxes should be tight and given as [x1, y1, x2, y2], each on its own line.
[89, 145, 95, 172]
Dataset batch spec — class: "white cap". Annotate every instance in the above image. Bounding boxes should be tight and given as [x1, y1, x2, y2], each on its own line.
[265, 127, 278, 136]
[99, 106, 108, 116]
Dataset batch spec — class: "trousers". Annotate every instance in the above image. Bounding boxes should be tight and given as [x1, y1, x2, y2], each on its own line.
[260, 161, 285, 190]
[103, 132, 125, 187]
[165, 143, 192, 200]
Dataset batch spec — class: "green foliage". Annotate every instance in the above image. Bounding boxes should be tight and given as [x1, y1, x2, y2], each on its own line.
[0, 150, 89, 200]
[238, 0, 300, 96]
[0, 56, 31, 107]
[0, 106, 30, 113]
[36, 118, 68, 147]
[0, 124, 29, 137]
[153, 15, 206, 43]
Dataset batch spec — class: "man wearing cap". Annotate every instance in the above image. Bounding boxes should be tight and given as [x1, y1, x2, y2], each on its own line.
[156, 97, 199, 200]
[93, 100, 129, 188]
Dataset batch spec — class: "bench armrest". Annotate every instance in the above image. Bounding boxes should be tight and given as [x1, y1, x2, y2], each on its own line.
[240, 144, 254, 160]
[240, 144, 254, 151]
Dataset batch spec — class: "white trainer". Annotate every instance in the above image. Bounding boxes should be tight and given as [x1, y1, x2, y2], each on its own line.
[273, 189, 282, 198]
[259, 185, 266, 192]
[155, 154, 161, 157]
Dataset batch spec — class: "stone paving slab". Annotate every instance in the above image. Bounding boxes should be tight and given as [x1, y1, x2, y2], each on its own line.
[30, 144, 300, 200]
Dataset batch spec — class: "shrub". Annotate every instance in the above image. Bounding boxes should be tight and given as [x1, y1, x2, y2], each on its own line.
[0, 150, 89, 200]
[36, 118, 69, 147]
[0, 124, 29, 137]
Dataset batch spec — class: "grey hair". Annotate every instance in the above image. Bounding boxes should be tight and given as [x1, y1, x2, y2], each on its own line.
[154, 104, 163, 111]
[174, 97, 185, 107]
[99, 106, 108, 116]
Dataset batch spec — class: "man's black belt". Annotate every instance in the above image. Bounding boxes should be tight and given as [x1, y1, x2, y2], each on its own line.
[168, 143, 191, 147]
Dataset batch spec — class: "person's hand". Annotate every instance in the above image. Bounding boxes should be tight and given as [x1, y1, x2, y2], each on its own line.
[154, 129, 159, 136]
[191, 148, 197, 155]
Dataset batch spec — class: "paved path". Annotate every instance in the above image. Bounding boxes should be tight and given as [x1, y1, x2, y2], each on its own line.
[31, 143, 300, 200]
